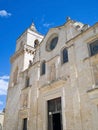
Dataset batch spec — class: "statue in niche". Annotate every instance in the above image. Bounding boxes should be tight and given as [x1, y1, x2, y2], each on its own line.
[23, 94, 28, 108]
[49, 63, 56, 82]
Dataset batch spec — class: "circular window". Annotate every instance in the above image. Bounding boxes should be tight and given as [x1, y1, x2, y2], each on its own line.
[46, 36, 58, 51]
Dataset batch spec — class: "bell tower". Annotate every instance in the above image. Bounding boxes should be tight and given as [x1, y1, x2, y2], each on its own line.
[9, 23, 43, 87]
[3, 23, 43, 130]
[16, 23, 43, 70]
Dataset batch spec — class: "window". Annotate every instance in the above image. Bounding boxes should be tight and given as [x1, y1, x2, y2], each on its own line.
[46, 35, 58, 51]
[40, 61, 46, 75]
[34, 39, 39, 48]
[62, 48, 68, 64]
[23, 118, 27, 130]
[49, 37, 58, 50]
[89, 40, 98, 56]
[48, 98, 61, 113]
[26, 77, 30, 87]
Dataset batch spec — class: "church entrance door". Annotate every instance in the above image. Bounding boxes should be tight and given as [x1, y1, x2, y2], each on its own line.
[52, 113, 61, 130]
[48, 97, 62, 130]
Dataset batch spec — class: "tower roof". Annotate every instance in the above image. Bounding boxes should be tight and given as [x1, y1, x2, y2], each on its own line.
[29, 22, 37, 32]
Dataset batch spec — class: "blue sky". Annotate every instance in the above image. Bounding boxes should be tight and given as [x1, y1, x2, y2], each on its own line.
[0, 0, 98, 111]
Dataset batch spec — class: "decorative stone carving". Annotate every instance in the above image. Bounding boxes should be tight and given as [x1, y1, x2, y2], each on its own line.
[49, 63, 56, 82]
[23, 94, 28, 108]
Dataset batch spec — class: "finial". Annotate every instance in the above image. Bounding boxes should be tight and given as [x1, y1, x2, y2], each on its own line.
[66, 16, 71, 22]
[30, 22, 37, 31]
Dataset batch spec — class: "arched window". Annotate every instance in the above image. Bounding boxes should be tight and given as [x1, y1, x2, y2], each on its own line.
[46, 35, 58, 51]
[34, 39, 39, 48]
[62, 48, 68, 64]
[40, 61, 46, 75]
[13, 66, 18, 85]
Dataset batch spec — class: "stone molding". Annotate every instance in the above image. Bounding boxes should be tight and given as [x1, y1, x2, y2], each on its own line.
[10, 44, 35, 63]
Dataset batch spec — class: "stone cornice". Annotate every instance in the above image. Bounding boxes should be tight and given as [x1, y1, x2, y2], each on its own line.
[39, 76, 67, 90]
[66, 22, 98, 46]
[10, 45, 35, 63]
[87, 87, 98, 104]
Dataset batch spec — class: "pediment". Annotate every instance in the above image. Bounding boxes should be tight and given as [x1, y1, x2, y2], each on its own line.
[34, 19, 89, 62]
[41, 19, 88, 47]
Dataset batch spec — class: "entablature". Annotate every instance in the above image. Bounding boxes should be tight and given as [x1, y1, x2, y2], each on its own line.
[10, 44, 35, 63]
[39, 76, 67, 91]
[66, 22, 98, 47]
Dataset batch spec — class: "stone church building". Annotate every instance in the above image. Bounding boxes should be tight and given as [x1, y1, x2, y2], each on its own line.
[3, 18, 98, 130]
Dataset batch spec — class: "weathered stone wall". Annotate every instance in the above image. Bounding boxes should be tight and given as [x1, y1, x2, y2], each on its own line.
[4, 20, 98, 130]
[0, 113, 4, 130]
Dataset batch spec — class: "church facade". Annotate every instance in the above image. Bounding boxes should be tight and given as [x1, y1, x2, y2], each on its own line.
[3, 18, 98, 130]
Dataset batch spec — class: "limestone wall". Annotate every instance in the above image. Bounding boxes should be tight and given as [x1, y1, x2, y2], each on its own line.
[4, 20, 98, 130]
[0, 113, 4, 130]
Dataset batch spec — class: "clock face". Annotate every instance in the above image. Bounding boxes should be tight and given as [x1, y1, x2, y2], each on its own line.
[46, 36, 58, 51]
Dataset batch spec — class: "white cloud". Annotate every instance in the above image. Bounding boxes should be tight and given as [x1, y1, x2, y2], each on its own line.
[40, 15, 54, 28]
[0, 75, 9, 95]
[0, 75, 9, 80]
[0, 101, 3, 105]
[0, 10, 12, 17]
[43, 23, 53, 28]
